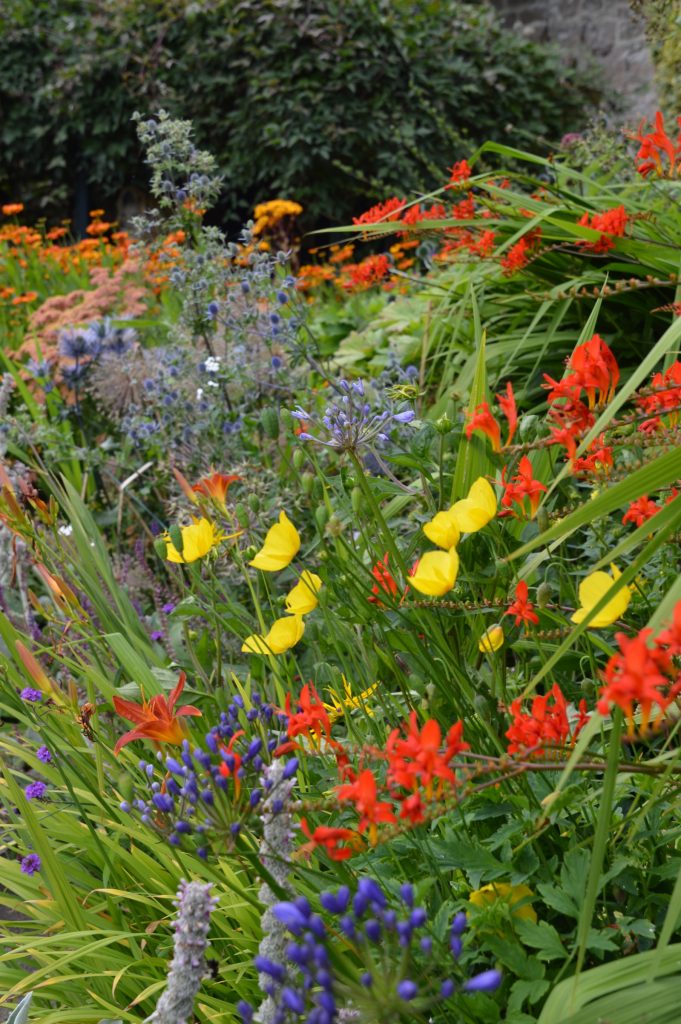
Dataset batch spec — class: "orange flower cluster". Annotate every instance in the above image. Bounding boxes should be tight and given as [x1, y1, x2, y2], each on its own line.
[505, 580, 539, 629]
[500, 228, 542, 276]
[632, 111, 681, 178]
[598, 605, 681, 736]
[577, 205, 629, 253]
[636, 360, 681, 433]
[500, 456, 547, 519]
[506, 684, 589, 758]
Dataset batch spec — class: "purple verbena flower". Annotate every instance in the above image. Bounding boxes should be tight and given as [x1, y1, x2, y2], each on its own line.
[36, 746, 51, 763]
[25, 781, 47, 800]
[20, 853, 41, 875]
[20, 688, 42, 703]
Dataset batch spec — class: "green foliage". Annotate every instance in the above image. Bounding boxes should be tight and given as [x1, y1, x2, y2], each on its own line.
[0, 0, 601, 226]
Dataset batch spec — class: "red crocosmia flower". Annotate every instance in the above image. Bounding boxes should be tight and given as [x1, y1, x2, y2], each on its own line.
[500, 238, 529, 275]
[598, 629, 681, 737]
[446, 159, 472, 188]
[346, 254, 391, 289]
[506, 683, 589, 758]
[400, 203, 447, 229]
[572, 435, 613, 476]
[569, 334, 620, 408]
[368, 553, 399, 605]
[466, 402, 502, 452]
[282, 683, 331, 747]
[451, 193, 475, 220]
[353, 197, 405, 226]
[469, 229, 496, 257]
[112, 672, 201, 755]
[386, 713, 469, 798]
[399, 792, 426, 824]
[218, 729, 245, 794]
[192, 472, 241, 509]
[577, 205, 629, 253]
[336, 769, 396, 843]
[500, 456, 547, 518]
[622, 496, 661, 527]
[299, 818, 357, 861]
[496, 381, 518, 447]
[632, 111, 681, 178]
[505, 580, 539, 628]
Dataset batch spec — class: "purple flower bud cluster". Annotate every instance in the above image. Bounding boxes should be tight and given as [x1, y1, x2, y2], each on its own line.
[238, 878, 501, 1024]
[120, 695, 292, 858]
[147, 879, 218, 1024]
[291, 378, 415, 455]
[20, 853, 41, 876]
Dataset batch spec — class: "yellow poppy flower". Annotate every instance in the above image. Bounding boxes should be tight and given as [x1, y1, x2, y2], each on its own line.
[242, 614, 305, 655]
[249, 511, 301, 571]
[469, 882, 537, 924]
[410, 548, 459, 596]
[285, 571, 322, 615]
[571, 564, 631, 628]
[165, 518, 223, 563]
[450, 477, 497, 533]
[479, 624, 504, 653]
[423, 509, 460, 550]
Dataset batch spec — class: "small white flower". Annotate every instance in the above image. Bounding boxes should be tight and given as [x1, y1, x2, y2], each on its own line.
[205, 355, 221, 373]
[58, 524, 73, 537]
[196, 387, 204, 400]
[207, 380, 219, 388]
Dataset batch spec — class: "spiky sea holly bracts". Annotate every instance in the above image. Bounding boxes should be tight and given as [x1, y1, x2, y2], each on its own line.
[506, 684, 589, 758]
[236, 877, 501, 1024]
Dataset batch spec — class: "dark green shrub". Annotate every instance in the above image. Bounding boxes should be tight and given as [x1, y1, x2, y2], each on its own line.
[0, 0, 601, 229]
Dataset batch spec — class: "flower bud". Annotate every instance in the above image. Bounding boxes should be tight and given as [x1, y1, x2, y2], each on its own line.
[325, 514, 343, 538]
[247, 493, 261, 513]
[435, 413, 453, 435]
[536, 581, 552, 608]
[260, 407, 280, 440]
[315, 506, 329, 531]
[154, 535, 169, 560]
[351, 486, 363, 515]
[536, 506, 549, 533]
[301, 471, 314, 496]
[168, 524, 184, 554]
[234, 503, 250, 529]
[292, 448, 305, 471]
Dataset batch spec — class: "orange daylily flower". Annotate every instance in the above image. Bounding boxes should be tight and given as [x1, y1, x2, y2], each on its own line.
[192, 472, 241, 509]
[112, 672, 201, 755]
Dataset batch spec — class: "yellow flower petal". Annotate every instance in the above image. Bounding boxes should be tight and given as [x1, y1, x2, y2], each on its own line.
[479, 624, 504, 653]
[285, 571, 322, 615]
[249, 511, 301, 571]
[571, 565, 630, 628]
[410, 548, 459, 596]
[450, 477, 497, 533]
[165, 518, 222, 563]
[469, 883, 537, 924]
[242, 614, 305, 655]
[423, 510, 460, 550]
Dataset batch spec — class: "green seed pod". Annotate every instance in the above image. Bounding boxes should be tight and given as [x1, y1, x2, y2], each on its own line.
[536, 581, 552, 608]
[315, 506, 329, 531]
[168, 524, 184, 554]
[536, 506, 549, 533]
[153, 535, 169, 560]
[301, 471, 314, 496]
[582, 679, 596, 697]
[435, 413, 453, 435]
[312, 477, 324, 501]
[116, 772, 134, 802]
[260, 407, 280, 440]
[351, 486, 363, 515]
[292, 448, 306, 471]
[325, 514, 343, 538]
[247, 493, 261, 513]
[234, 503, 250, 529]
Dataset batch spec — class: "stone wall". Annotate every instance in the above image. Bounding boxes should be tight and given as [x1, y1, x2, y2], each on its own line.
[491, 0, 657, 120]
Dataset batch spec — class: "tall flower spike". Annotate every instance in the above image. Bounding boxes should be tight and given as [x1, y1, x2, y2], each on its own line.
[146, 879, 217, 1024]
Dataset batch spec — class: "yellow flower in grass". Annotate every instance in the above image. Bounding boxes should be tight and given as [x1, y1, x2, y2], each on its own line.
[479, 624, 504, 654]
[450, 477, 497, 534]
[410, 548, 459, 596]
[285, 571, 322, 615]
[469, 882, 537, 924]
[242, 614, 305, 655]
[165, 518, 223, 563]
[324, 676, 379, 723]
[250, 511, 301, 571]
[571, 564, 631, 628]
[423, 509, 460, 550]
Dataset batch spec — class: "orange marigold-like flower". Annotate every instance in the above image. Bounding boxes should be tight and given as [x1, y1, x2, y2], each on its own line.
[2, 203, 24, 216]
